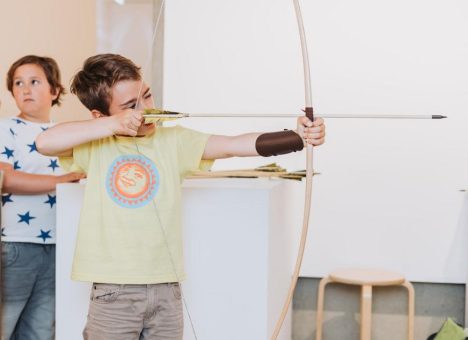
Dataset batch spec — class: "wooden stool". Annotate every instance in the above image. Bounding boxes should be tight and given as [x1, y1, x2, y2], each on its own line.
[316, 269, 414, 340]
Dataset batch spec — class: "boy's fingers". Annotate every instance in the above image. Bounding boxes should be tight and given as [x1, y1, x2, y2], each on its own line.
[306, 132, 324, 139]
[305, 126, 324, 134]
[311, 118, 324, 127]
[122, 122, 138, 135]
[122, 114, 140, 131]
[133, 111, 144, 121]
[131, 117, 142, 127]
[305, 137, 325, 145]
[74, 173, 86, 181]
[299, 116, 313, 127]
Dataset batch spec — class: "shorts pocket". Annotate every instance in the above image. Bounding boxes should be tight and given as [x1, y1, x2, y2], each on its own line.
[1, 242, 19, 267]
[171, 282, 182, 300]
[91, 283, 121, 304]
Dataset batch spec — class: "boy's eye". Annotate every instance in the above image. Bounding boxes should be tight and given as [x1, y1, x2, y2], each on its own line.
[144, 93, 152, 99]
[32, 79, 40, 85]
[14, 80, 23, 87]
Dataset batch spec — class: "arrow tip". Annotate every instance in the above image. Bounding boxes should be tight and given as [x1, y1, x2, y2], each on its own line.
[432, 115, 447, 119]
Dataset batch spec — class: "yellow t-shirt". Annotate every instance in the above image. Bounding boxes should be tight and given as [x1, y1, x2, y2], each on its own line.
[61, 125, 211, 284]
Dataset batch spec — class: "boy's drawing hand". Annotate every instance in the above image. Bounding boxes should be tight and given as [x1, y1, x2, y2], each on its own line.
[111, 110, 144, 136]
[56, 172, 86, 184]
[111, 110, 155, 137]
[296, 117, 325, 146]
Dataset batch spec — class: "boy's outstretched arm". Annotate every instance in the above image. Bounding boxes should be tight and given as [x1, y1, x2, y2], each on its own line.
[36, 110, 145, 156]
[202, 117, 325, 160]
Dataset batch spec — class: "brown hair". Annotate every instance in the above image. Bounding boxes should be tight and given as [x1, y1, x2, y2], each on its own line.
[70, 54, 142, 115]
[6, 55, 66, 106]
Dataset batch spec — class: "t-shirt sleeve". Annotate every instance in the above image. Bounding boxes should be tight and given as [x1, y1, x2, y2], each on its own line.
[175, 125, 213, 178]
[0, 121, 15, 166]
[58, 142, 92, 174]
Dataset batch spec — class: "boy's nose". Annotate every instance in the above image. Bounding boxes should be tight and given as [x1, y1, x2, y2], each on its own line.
[23, 85, 32, 94]
[136, 103, 153, 112]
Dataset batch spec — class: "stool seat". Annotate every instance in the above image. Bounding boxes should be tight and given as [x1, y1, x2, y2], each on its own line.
[329, 268, 405, 286]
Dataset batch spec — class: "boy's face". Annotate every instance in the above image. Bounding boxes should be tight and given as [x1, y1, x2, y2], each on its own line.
[108, 79, 154, 115]
[107, 79, 156, 136]
[12, 63, 57, 117]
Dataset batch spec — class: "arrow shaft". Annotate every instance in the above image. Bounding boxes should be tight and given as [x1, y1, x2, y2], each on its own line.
[143, 112, 446, 119]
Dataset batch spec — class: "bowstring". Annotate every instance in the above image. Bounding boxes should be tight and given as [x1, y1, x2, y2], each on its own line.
[132, 1, 199, 338]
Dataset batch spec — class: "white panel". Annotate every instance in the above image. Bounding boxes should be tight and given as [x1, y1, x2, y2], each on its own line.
[56, 180, 294, 340]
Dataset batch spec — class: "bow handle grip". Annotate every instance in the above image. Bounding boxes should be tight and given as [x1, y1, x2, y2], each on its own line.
[304, 107, 314, 121]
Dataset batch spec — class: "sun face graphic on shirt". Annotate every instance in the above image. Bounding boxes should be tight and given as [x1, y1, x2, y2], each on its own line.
[106, 155, 160, 208]
[115, 163, 149, 197]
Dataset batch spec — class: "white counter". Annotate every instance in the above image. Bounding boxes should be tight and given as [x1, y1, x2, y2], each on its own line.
[56, 179, 296, 340]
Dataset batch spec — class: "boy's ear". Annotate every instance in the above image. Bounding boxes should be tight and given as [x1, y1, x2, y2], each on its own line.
[50, 87, 59, 100]
[91, 110, 104, 119]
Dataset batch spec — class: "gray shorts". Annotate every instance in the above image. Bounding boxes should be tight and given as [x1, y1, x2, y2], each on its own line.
[83, 282, 183, 340]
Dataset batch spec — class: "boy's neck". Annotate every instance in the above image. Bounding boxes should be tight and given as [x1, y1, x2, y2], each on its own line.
[18, 111, 52, 124]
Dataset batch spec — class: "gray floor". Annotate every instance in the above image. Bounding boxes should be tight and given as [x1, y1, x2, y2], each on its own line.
[293, 278, 465, 340]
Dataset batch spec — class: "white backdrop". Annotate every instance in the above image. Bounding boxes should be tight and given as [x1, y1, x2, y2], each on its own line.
[160, 0, 468, 283]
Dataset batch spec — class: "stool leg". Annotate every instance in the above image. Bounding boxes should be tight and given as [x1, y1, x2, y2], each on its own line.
[360, 285, 372, 340]
[316, 277, 331, 340]
[401, 280, 415, 340]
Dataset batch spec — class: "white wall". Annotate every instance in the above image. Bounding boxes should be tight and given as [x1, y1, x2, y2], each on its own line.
[97, 0, 154, 82]
[0, 0, 97, 122]
[163, 0, 468, 283]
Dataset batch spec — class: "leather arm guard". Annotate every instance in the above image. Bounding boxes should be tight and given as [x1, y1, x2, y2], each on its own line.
[255, 130, 304, 157]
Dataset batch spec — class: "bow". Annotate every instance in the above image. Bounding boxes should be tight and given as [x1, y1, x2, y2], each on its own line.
[270, 1, 314, 338]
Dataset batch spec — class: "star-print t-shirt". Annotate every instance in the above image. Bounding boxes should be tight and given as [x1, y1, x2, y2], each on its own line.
[0, 116, 62, 244]
[59, 125, 212, 284]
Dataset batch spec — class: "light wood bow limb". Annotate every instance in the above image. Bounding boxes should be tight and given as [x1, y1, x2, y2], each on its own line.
[270, 1, 314, 339]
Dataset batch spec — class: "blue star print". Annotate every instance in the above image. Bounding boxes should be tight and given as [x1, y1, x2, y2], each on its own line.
[1, 228, 5, 237]
[48, 159, 59, 172]
[37, 229, 52, 242]
[13, 118, 26, 125]
[44, 194, 56, 208]
[2, 194, 13, 206]
[9, 128, 16, 136]
[18, 211, 36, 225]
[13, 161, 21, 170]
[1, 147, 14, 159]
[41, 127, 48, 131]
[27, 142, 37, 153]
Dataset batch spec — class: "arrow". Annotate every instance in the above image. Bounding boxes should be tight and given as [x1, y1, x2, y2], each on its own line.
[143, 109, 446, 120]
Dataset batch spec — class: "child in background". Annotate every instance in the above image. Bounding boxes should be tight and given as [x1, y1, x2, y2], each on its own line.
[0, 55, 84, 340]
[36, 53, 325, 340]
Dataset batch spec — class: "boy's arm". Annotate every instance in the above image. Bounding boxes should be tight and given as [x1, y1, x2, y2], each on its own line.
[36, 110, 144, 156]
[202, 117, 325, 160]
[203, 133, 259, 159]
[0, 162, 85, 195]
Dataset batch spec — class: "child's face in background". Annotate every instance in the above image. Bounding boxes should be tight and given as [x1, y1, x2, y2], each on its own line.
[12, 63, 57, 118]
